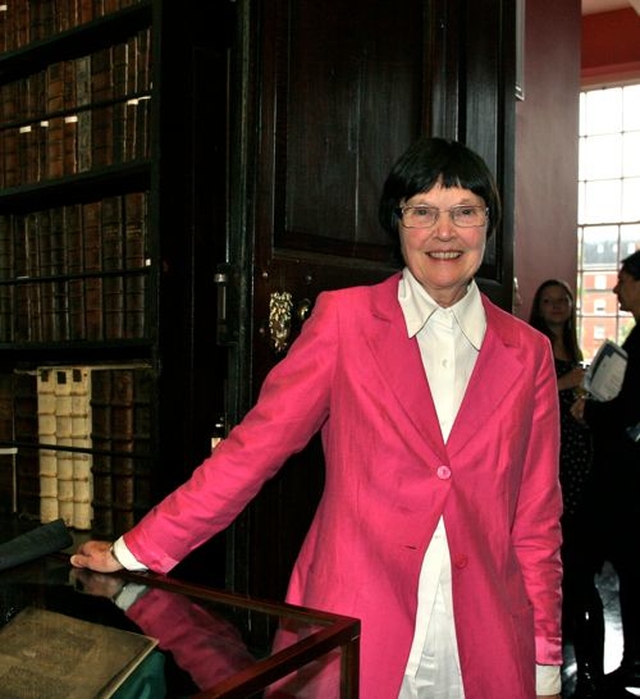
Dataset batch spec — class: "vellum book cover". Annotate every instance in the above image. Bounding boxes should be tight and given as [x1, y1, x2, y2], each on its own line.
[0, 606, 158, 699]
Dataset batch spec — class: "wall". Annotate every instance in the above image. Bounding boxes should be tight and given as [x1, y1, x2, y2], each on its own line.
[513, 0, 582, 321]
[582, 8, 640, 86]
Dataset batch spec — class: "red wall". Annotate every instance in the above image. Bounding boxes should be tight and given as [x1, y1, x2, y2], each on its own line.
[513, 0, 581, 321]
[582, 8, 640, 85]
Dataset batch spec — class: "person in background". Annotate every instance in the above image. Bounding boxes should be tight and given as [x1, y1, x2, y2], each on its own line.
[572, 250, 640, 693]
[530, 280, 604, 699]
[71, 137, 563, 699]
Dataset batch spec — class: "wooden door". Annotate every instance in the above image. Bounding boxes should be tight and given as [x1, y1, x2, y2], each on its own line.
[223, 0, 516, 602]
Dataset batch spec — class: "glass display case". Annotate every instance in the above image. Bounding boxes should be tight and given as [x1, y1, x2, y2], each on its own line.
[0, 551, 360, 698]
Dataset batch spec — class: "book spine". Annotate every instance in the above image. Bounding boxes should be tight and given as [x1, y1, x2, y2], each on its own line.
[76, 56, 93, 173]
[63, 59, 78, 176]
[111, 368, 135, 535]
[1, 78, 19, 188]
[90, 47, 114, 168]
[90, 368, 113, 536]
[124, 33, 139, 162]
[0, 372, 15, 513]
[45, 63, 64, 180]
[37, 210, 54, 342]
[71, 367, 92, 530]
[112, 41, 128, 165]
[65, 205, 86, 340]
[0, 5, 7, 55]
[124, 192, 147, 338]
[13, 216, 30, 343]
[24, 213, 42, 342]
[14, 372, 40, 519]
[82, 202, 103, 340]
[0, 214, 14, 342]
[136, 28, 152, 160]
[54, 368, 74, 527]
[102, 196, 124, 340]
[132, 367, 153, 519]
[50, 207, 70, 342]
[37, 368, 58, 523]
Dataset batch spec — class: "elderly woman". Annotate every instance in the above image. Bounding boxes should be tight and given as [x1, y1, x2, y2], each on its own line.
[72, 138, 563, 699]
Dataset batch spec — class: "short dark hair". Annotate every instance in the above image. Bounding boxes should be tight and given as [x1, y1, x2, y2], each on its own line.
[621, 250, 640, 280]
[378, 137, 501, 264]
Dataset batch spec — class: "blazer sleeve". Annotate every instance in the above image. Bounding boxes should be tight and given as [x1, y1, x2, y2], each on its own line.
[513, 331, 563, 666]
[123, 291, 343, 572]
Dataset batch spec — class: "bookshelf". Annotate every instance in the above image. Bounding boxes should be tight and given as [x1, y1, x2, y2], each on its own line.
[0, 1, 167, 538]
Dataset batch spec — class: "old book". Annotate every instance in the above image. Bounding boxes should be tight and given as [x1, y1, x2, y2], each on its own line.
[12, 216, 30, 343]
[0, 372, 15, 514]
[132, 368, 153, 519]
[75, 56, 92, 172]
[0, 5, 7, 55]
[63, 59, 78, 176]
[17, 124, 36, 186]
[0, 607, 158, 699]
[101, 196, 124, 340]
[70, 366, 92, 530]
[0, 214, 14, 342]
[123, 34, 139, 162]
[2, 80, 19, 188]
[36, 369, 58, 524]
[111, 41, 128, 164]
[82, 201, 103, 341]
[65, 205, 86, 340]
[90, 368, 113, 536]
[135, 28, 152, 160]
[13, 372, 39, 519]
[110, 369, 134, 535]
[49, 207, 69, 342]
[123, 192, 147, 338]
[24, 213, 42, 342]
[54, 368, 74, 527]
[45, 63, 64, 180]
[91, 47, 114, 168]
[36, 209, 55, 342]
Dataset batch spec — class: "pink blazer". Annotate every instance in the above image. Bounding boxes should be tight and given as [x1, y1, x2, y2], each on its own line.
[125, 273, 563, 699]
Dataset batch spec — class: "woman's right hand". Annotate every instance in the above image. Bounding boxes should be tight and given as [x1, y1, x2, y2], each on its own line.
[70, 540, 123, 573]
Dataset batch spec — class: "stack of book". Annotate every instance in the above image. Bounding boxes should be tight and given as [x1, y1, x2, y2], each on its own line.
[0, 192, 150, 344]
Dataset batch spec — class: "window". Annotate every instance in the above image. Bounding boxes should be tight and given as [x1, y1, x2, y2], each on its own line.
[577, 83, 640, 360]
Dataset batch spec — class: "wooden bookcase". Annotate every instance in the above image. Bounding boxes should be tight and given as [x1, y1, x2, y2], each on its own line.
[0, 0, 228, 553]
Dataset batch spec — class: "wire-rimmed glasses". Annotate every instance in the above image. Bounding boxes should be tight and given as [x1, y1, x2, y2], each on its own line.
[396, 204, 488, 229]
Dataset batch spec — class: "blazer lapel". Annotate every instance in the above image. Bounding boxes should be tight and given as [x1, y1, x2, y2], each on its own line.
[364, 277, 447, 461]
[446, 300, 525, 458]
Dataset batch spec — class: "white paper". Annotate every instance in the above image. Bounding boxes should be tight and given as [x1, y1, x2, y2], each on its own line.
[584, 339, 628, 402]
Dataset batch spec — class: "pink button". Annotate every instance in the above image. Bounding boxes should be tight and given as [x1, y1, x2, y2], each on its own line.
[454, 555, 469, 569]
[436, 465, 451, 480]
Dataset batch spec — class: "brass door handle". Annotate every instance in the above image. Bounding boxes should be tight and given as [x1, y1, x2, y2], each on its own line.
[269, 291, 293, 353]
[268, 294, 314, 353]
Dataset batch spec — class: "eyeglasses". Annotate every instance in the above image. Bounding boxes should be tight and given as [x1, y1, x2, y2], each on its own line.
[396, 204, 488, 229]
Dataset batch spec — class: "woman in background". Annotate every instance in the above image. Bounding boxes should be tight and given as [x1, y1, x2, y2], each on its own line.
[530, 280, 603, 699]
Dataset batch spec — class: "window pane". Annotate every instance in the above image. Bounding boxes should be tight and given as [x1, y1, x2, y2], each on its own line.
[584, 180, 621, 223]
[621, 224, 640, 257]
[622, 178, 640, 221]
[622, 132, 640, 177]
[578, 83, 640, 363]
[582, 225, 619, 266]
[577, 181, 586, 224]
[623, 85, 640, 130]
[581, 134, 622, 179]
[584, 88, 622, 134]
